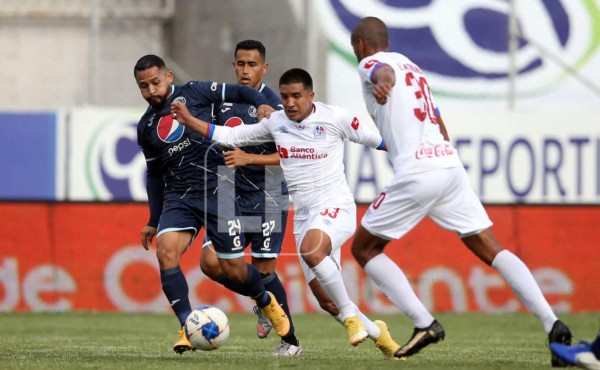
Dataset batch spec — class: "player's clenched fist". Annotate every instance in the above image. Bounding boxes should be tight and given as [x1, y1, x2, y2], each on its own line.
[170, 101, 192, 124]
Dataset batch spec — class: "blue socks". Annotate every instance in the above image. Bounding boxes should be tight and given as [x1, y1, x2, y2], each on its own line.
[215, 274, 251, 296]
[246, 264, 270, 307]
[160, 267, 192, 326]
[263, 272, 297, 343]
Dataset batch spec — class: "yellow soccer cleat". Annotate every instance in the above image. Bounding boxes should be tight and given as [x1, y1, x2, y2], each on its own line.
[173, 327, 195, 354]
[374, 320, 402, 358]
[260, 292, 290, 337]
[343, 315, 368, 346]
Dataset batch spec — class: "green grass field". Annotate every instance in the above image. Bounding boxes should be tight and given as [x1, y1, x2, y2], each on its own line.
[1, 312, 598, 369]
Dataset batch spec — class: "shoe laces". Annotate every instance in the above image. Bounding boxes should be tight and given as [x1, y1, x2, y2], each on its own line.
[254, 307, 271, 326]
[344, 317, 361, 332]
[275, 341, 289, 351]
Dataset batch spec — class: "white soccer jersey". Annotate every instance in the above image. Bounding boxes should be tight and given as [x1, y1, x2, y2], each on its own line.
[357, 51, 462, 177]
[210, 101, 384, 214]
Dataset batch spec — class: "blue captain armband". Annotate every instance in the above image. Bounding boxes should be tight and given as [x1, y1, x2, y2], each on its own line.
[207, 123, 216, 140]
[376, 140, 387, 151]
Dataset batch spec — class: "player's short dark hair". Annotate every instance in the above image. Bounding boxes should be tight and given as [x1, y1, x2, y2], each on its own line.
[279, 68, 313, 91]
[352, 17, 389, 50]
[134, 54, 166, 77]
[235, 40, 266, 60]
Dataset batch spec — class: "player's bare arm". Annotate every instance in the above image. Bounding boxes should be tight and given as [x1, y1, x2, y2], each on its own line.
[171, 101, 210, 136]
[371, 65, 395, 105]
[436, 115, 450, 142]
[172, 101, 274, 136]
[223, 148, 280, 167]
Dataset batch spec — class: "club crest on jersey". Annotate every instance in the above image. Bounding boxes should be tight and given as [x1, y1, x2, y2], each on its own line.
[313, 125, 326, 139]
[248, 105, 257, 118]
[173, 96, 186, 105]
[224, 117, 244, 127]
[157, 114, 184, 143]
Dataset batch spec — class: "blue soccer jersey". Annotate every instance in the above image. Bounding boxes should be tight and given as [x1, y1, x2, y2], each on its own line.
[137, 81, 269, 229]
[137, 81, 269, 197]
[214, 83, 288, 195]
[211, 83, 289, 258]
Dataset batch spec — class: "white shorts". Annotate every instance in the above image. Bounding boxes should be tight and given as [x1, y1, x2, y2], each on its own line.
[361, 166, 492, 240]
[293, 203, 357, 283]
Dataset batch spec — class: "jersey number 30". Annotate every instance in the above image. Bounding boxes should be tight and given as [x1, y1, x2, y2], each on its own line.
[405, 72, 436, 124]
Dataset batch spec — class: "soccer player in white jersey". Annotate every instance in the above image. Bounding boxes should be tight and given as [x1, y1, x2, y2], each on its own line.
[171, 67, 402, 357]
[349, 16, 572, 365]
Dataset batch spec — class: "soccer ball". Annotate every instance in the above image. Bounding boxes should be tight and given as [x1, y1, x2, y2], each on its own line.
[185, 305, 230, 351]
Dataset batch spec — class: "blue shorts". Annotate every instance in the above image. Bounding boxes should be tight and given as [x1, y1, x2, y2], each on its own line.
[157, 192, 243, 256]
[239, 189, 289, 259]
[204, 189, 289, 259]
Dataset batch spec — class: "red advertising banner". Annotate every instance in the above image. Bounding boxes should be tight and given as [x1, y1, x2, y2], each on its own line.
[1, 203, 598, 313]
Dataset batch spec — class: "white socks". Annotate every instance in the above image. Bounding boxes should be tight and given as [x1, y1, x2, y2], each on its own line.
[312, 256, 357, 320]
[313, 256, 382, 339]
[492, 250, 558, 333]
[364, 253, 435, 328]
[362, 250, 558, 333]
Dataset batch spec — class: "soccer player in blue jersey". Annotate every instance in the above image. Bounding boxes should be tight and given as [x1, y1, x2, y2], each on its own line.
[199, 40, 302, 357]
[134, 54, 289, 354]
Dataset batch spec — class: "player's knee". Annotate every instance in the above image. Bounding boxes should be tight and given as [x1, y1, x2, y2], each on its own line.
[351, 235, 386, 266]
[200, 256, 221, 280]
[351, 242, 375, 266]
[300, 245, 328, 268]
[252, 258, 276, 275]
[219, 264, 245, 284]
[156, 246, 180, 268]
[350, 242, 364, 262]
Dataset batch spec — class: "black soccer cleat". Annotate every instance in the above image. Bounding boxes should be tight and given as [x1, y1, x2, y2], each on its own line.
[394, 319, 445, 358]
[548, 320, 573, 367]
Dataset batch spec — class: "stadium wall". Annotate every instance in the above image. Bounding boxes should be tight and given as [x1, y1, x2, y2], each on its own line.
[3, 108, 599, 204]
[1, 202, 598, 313]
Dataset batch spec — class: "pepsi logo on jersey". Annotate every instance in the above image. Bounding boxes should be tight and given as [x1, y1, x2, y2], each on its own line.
[224, 117, 244, 127]
[157, 114, 184, 143]
[167, 137, 191, 156]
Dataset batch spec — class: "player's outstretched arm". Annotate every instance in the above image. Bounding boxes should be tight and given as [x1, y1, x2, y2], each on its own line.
[223, 149, 279, 167]
[171, 101, 273, 139]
